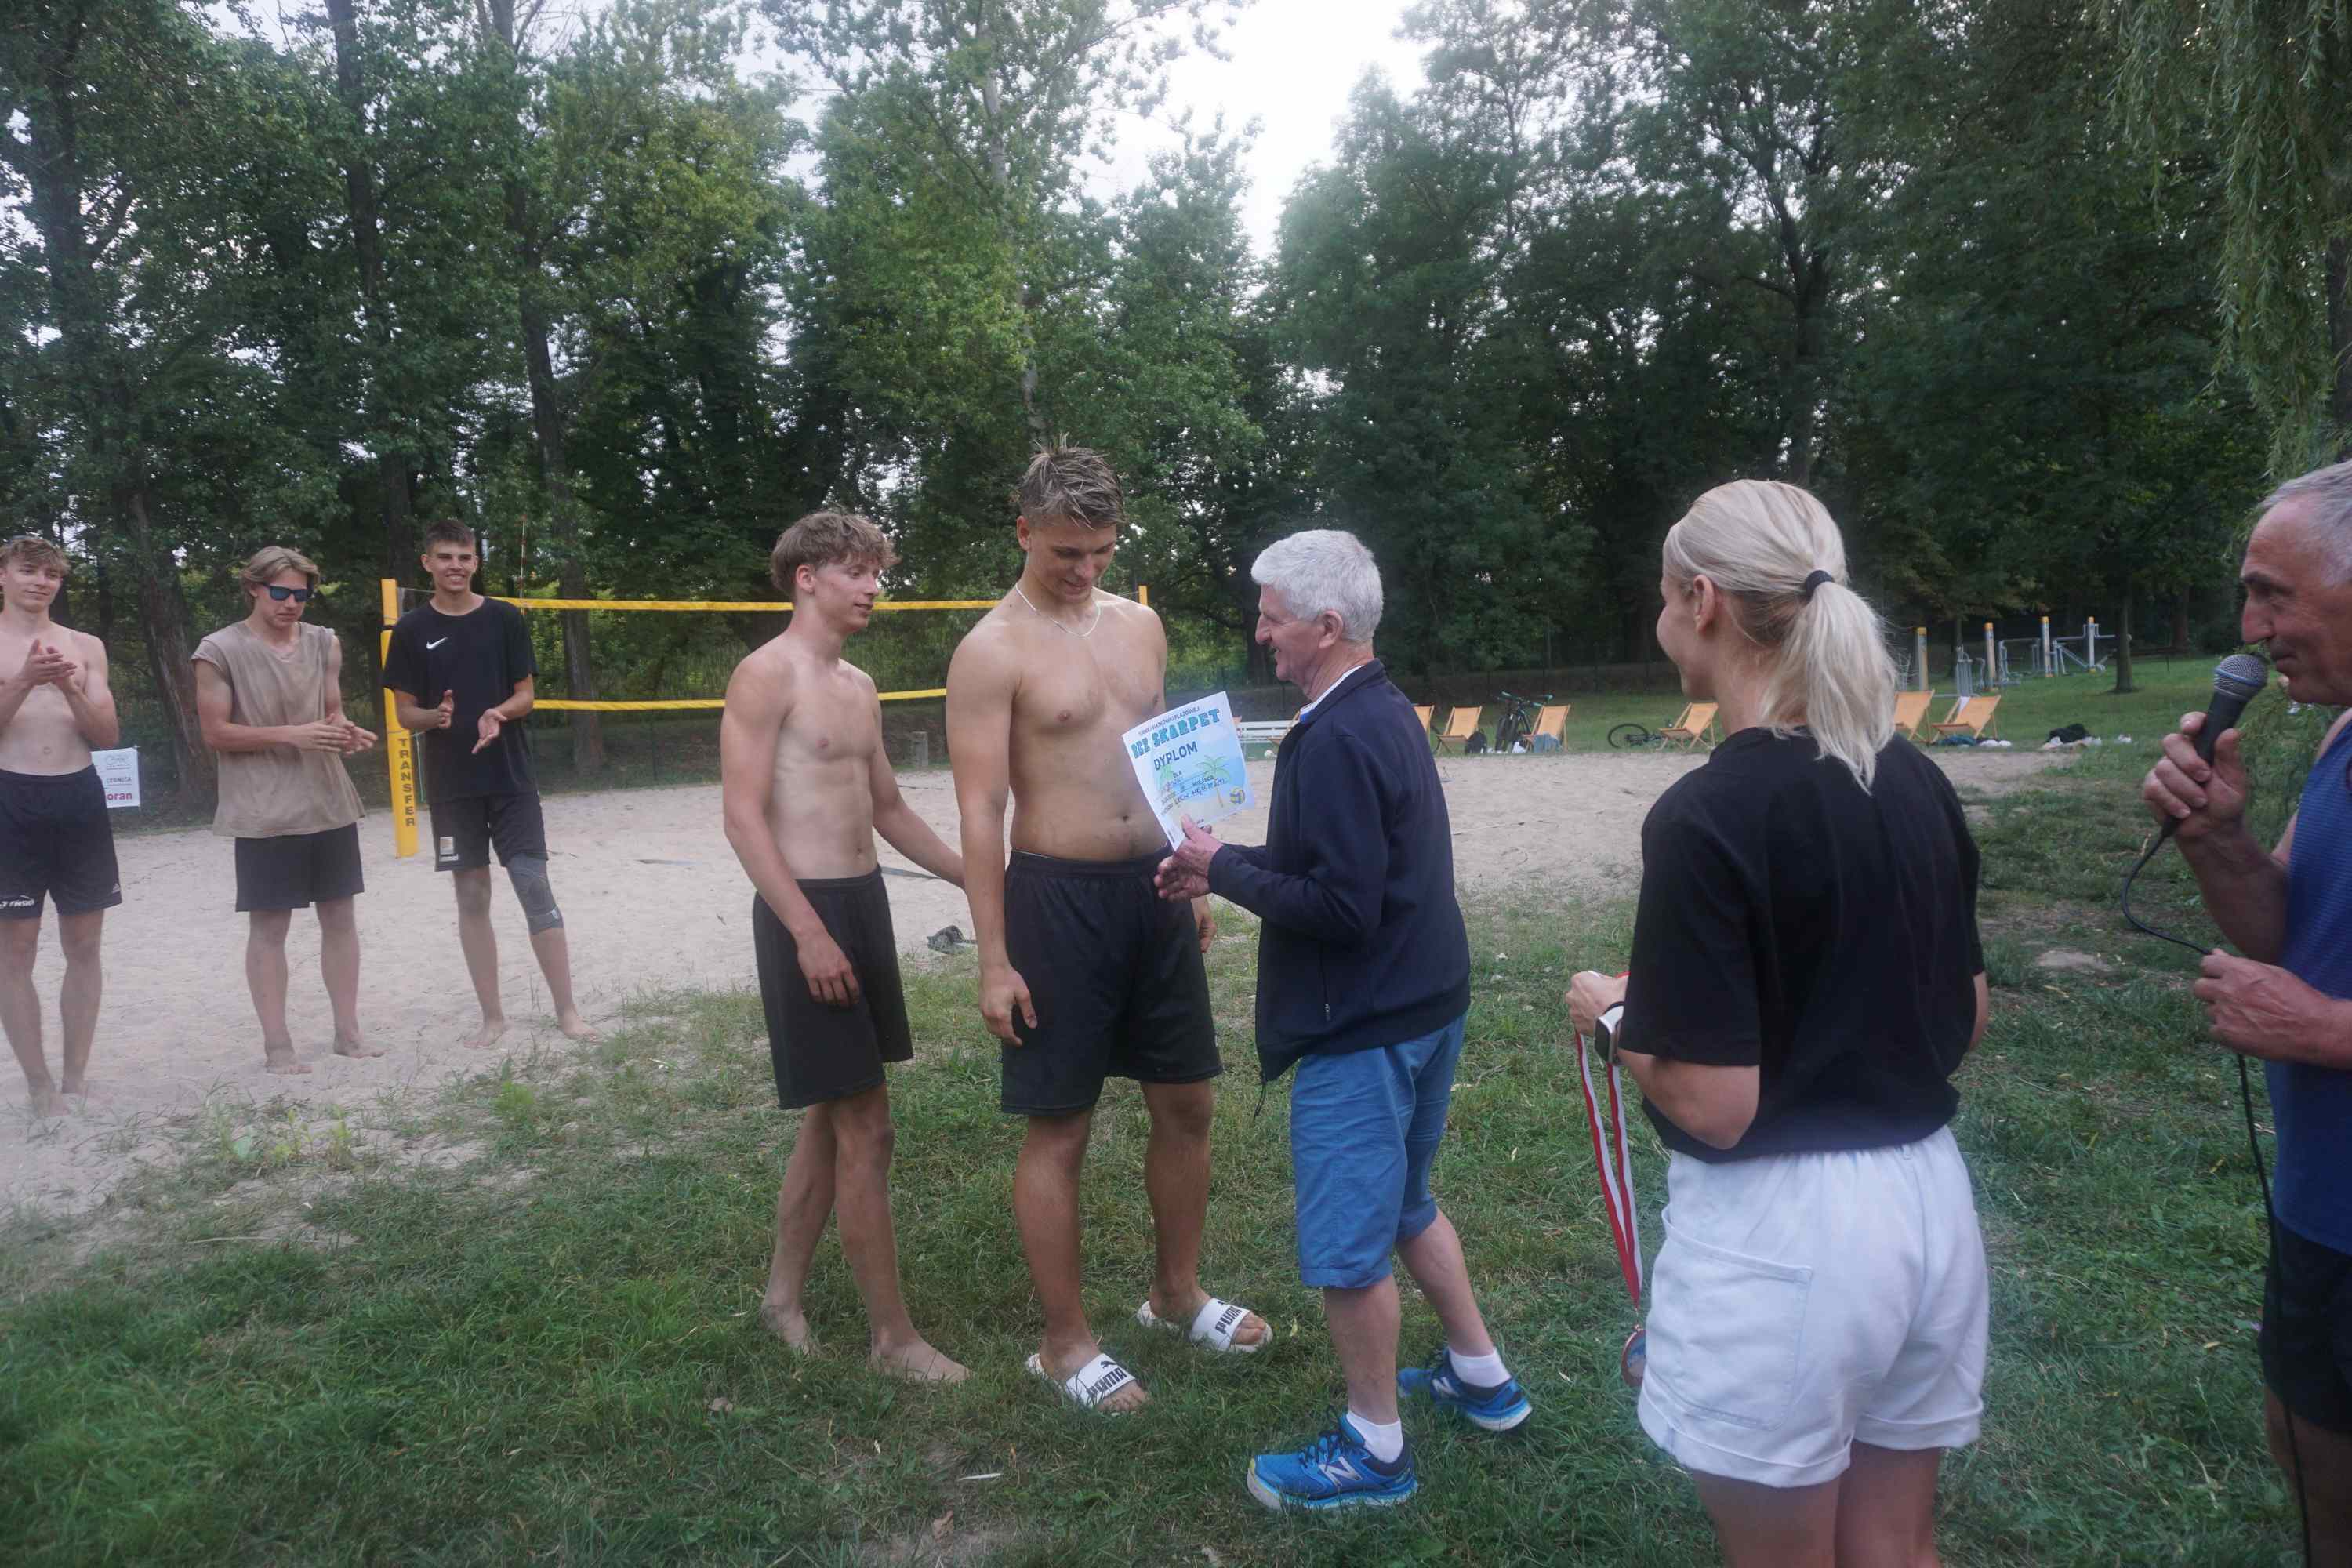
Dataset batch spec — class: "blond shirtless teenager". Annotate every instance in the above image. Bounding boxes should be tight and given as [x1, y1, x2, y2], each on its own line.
[721, 513, 969, 1383]
[194, 546, 380, 1076]
[947, 448, 1266, 1415]
[0, 536, 122, 1116]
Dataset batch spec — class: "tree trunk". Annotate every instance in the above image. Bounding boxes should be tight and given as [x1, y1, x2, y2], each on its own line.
[125, 489, 212, 791]
[325, 0, 418, 579]
[486, 0, 602, 774]
[516, 267, 604, 775]
[16, 2, 210, 798]
[2169, 583, 2192, 654]
[2111, 579, 2136, 695]
[2329, 233, 2350, 462]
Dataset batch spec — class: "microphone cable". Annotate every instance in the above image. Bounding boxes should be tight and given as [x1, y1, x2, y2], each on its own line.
[2119, 836, 2312, 1566]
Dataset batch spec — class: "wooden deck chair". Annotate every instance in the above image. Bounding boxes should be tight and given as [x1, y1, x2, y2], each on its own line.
[1658, 701, 1718, 750]
[1931, 692, 2002, 742]
[1891, 689, 1936, 743]
[1414, 704, 1436, 734]
[1532, 704, 1571, 746]
[1432, 706, 1483, 754]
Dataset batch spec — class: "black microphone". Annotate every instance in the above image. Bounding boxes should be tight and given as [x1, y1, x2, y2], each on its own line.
[2158, 652, 2269, 839]
[2194, 652, 2270, 763]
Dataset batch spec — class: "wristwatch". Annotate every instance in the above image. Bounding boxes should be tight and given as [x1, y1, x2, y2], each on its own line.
[1592, 1002, 1626, 1062]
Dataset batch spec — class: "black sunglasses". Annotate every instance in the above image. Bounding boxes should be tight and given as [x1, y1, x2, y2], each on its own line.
[264, 585, 316, 604]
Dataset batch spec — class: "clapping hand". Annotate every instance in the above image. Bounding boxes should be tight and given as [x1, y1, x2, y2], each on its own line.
[17, 640, 77, 689]
[473, 705, 503, 754]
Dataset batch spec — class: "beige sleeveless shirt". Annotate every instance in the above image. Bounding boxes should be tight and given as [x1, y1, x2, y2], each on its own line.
[193, 621, 365, 839]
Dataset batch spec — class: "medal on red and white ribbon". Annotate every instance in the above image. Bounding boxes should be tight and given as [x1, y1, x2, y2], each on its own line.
[1576, 987, 1646, 1388]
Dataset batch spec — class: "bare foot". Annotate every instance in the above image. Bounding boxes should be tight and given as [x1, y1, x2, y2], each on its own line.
[27, 1086, 67, 1118]
[332, 1033, 385, 1060]
[1041, 1343, 1149, 1414]
[463, 1017, 509, 1051]
[871, 1338, 971, 1384]
[760, 1301, 819, 1355]
[554, 1011, 599, 1042]
[1152, 1289, 1271, 1351]
[263, 1044, 313, 1076]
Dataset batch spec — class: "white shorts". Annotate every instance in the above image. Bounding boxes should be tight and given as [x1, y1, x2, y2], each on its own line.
[1638, 1125, 1988, 1489]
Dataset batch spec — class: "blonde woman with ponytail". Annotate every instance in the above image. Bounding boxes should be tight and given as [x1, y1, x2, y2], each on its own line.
[1567, 481, 1992, 1566]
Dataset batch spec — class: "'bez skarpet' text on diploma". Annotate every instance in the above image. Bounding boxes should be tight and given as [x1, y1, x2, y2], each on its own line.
[1122, 692, 1254, 852]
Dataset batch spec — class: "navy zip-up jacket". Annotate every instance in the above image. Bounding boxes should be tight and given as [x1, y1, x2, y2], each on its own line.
[1206, 660, 1472, 1083]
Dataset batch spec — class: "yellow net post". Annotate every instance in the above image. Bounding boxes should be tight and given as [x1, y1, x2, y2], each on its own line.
[379, 579, 420, 858]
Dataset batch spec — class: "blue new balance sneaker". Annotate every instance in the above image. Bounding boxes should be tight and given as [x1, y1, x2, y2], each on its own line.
[1398, 1345, 1533, 1432]
[1246, 1418, 1418, 1512]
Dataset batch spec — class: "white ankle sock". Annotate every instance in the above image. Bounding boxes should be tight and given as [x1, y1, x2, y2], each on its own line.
[1345, 1409, 1405, 1463]
[1448, 1346, 1508, 1388]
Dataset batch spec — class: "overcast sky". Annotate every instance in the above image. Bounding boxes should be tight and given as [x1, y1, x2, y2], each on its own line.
[1086, 2, 1428, 252]
[746, 1, 1429, 254]
[224, 0, 1428, 252]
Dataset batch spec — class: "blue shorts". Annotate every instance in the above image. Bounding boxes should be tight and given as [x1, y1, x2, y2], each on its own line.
[1289, 1013, 1467, 1289]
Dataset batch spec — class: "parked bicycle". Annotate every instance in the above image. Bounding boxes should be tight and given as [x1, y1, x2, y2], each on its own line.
[1492, 691, 1551, 751]
[1607, 721, 1663, 750]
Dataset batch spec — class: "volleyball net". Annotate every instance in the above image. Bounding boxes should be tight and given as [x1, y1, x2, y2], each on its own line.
[376, 579, 1149, 858]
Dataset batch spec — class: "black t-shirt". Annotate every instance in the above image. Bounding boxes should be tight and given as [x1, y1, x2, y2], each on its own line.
[1623, 728, 1985, 1162]
[382, 597, 537, 802]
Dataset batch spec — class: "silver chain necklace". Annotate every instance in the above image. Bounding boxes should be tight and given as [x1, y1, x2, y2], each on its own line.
[1013, 583, 1104, 639]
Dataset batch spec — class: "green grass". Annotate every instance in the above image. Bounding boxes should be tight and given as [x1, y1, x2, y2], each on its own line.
[0, 742, 2314, 1564]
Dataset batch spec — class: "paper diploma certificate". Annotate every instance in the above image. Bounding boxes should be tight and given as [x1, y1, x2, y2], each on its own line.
[1123, 691, 1254, 851]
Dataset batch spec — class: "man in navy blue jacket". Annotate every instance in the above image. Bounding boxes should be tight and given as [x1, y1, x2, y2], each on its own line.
[1157, 530, 1530, 1512]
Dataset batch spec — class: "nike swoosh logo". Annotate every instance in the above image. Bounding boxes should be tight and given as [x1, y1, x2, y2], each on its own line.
[426, 638, 448, 649]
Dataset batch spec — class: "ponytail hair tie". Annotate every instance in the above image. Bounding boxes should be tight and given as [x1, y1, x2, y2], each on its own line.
[1800, 569, 1834, 601]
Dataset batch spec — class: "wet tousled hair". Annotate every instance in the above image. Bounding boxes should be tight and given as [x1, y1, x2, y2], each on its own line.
[1664, 480, 1898, 790]
[1017, 445, 1124, 530]
[770, 511, 899, 594]
[242, 545, 320, 593]
[423, 519, 477, 552]
[0, 535, 68, 575]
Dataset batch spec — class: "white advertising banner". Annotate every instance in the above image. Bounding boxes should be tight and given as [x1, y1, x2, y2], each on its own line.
[93, 746, 140, 809]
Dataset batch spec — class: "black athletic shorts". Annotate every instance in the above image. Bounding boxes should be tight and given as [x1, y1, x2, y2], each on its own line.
[430, 792, 548, 871]
[0, 766, 121, 921]
[1000, 850, 1221, 1116]
[234, 823, 365, 913]
[753, 871, 913, 1110]
[2263, 1218, 2352, 1434]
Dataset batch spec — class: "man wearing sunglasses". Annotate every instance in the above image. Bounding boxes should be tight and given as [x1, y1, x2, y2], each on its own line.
[194, 546, 379, 1075]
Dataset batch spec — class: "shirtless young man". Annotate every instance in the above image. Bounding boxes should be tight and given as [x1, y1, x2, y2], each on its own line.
[0, 535, 121, 1116]
[383, 521, 594, 1048]
[193, 546, 381, 1075]
[721, 511, 969, 1383]
[947, 447, 1266, 1414]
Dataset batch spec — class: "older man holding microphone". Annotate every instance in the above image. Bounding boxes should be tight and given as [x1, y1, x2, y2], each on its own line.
[2143, 456, 2352, 1560]
[1156, 529, 1527, 1512]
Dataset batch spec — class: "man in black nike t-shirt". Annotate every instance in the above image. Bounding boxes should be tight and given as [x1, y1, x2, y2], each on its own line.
[383, 520, 597, 1049]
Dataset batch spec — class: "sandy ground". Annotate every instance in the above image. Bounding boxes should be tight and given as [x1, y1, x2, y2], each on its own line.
[2, 747, 2064, 1216]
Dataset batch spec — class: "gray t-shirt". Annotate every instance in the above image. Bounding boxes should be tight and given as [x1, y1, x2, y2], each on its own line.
[193, 621, 365, 839]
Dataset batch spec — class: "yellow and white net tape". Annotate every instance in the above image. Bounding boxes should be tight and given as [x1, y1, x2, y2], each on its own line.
[377, 580, 1148, 856]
